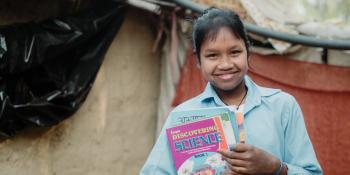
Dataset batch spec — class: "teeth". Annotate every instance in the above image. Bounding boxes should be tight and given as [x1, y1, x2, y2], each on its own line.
[218, 74, 234, 80]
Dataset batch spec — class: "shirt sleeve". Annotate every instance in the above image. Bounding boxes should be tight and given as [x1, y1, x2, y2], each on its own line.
[140, 116, 176, 175]
[283, 96, 323, 175]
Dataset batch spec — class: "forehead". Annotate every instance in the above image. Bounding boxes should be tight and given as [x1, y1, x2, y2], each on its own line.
[201, 27, 244, 51]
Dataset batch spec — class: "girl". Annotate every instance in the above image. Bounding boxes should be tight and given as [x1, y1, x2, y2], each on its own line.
[141, 8, 322, 175]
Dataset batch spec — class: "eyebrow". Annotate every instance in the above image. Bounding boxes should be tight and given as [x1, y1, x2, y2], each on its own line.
[228, 46, 243, 50]
[203, 45, 243, 53]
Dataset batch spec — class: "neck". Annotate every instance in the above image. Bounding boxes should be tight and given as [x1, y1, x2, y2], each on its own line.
[214, 80, 247, 106]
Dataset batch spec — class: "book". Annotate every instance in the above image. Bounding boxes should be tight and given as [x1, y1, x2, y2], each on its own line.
[166, 107, 238, 175]
[169, 107, 239, 144]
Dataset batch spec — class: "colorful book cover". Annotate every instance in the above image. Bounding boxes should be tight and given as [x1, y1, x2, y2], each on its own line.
[166, 113, 236, 175]
[169, 107, 239, 142]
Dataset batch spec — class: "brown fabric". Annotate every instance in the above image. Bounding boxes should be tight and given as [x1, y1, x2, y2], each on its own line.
[172, 49, 350, 175]
[172, 48, 207, 107]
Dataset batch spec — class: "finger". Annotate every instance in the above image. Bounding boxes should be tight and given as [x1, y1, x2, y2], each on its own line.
[223, 157, 248, 167]
[218, 149, 235, 158]
[227, 164, 249, 175]
[224, 161, 248, 175]
[226, 161, 242, 171]
[219, 149, 247, 160]
[232, 143, 251, 152]
[222, 168, 245, 175]
[222, 169, 234, 175]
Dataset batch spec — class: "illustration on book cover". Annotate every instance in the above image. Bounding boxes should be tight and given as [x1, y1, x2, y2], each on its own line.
[166, 113, 236, 175]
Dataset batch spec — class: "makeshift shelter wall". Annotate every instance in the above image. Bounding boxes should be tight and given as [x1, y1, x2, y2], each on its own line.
[0, 8, 159, 175]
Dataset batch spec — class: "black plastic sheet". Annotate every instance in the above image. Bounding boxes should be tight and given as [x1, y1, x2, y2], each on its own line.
[0, 34, 6, 59]
[0, 1, 126, 137]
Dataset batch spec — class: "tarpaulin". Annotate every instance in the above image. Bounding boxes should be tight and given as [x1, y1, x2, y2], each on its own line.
[172, 47, 350, 175]
[0, 34, 6, 58]
[0, 1, 126, 137]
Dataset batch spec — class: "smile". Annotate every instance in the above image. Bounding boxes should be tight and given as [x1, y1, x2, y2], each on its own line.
[215, 72, 238, 80]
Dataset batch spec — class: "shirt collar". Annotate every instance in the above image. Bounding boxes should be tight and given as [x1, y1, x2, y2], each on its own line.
[198, 76, 280, 115]
[199, 82, 226, 106]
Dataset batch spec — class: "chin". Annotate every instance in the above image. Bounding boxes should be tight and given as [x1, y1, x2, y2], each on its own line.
[211, 82, 238, 92]
[220, 85, 238, 92]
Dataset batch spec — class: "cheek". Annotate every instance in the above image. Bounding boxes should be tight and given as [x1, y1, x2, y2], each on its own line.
[237, 56, 249, 71]
[200, 65, 209, 77]
[199, 63, 214, 78]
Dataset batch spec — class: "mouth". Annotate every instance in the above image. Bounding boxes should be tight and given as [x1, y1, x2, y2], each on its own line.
[214, 72, 239, 80]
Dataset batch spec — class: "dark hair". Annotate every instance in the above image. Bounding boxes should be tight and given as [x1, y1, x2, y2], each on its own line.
[192, 8, 250, 62]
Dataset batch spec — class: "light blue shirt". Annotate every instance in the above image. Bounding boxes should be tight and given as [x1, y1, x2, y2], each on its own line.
[141, 76, 323, 175]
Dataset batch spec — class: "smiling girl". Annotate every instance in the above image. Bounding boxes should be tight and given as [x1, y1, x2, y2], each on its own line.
[141, 8, 322, 175]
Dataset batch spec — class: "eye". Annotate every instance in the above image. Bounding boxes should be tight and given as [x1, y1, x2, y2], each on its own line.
[229, 50, 242, 56]
[205, 53, 218, 60]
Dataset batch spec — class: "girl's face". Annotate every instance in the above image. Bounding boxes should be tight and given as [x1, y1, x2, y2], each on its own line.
[199, 27, 249, 92]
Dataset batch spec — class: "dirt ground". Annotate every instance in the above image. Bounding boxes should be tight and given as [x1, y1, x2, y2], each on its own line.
[0, 7, 159, 175]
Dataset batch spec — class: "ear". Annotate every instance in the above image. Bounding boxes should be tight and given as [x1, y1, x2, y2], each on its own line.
[193, 50, 201, 68]
[196, 60, 201, 68]
[247, 54, 251, 69]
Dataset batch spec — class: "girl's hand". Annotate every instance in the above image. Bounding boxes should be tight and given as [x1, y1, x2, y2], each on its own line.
[219, 143, 280, 175]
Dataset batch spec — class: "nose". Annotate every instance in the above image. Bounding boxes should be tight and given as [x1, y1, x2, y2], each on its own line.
[217, 55, 233, 70]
